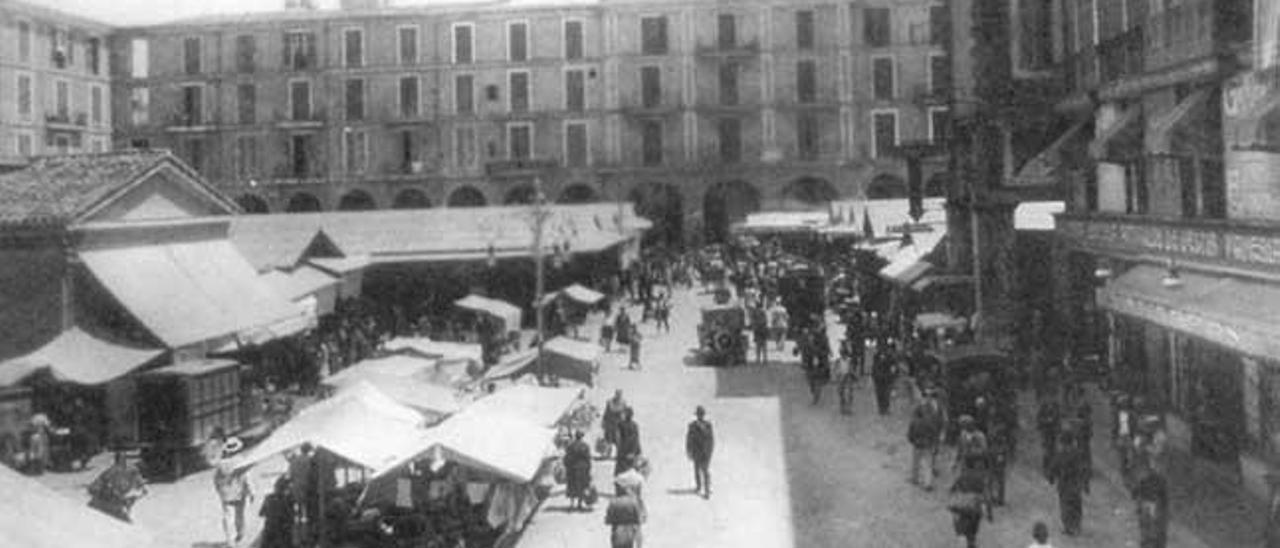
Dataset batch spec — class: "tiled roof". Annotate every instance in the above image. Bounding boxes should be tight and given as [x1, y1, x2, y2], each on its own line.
[0, 150, 181, 226]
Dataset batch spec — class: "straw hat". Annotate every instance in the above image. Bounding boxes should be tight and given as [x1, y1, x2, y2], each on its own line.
[221, 436, 245, 457]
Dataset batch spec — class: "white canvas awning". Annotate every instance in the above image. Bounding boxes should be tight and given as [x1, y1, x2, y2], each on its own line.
[455, 295, 523, 331]
[0, 328, 163, 387]
[382, 337, 483, 366]
[463, 384, 584, 428]
[373, 410, 555, 484]
[0, 465, 159, 548]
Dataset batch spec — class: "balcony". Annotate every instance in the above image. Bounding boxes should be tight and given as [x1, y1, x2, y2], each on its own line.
[165, 112, 217, 132]
[484, 158, 559, 177]
[1057, 212, 1280, 275]
[1145, 0, 1250, 72]
[44, 112, 87, 131]
[275, 108, 327, 129]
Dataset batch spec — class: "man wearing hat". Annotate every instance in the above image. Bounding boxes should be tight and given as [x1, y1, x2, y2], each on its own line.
[214, 438, 254, 547]
[685, 406, 715, 499]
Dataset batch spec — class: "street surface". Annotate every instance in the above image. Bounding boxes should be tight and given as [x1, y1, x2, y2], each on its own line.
[31, 284, 1258, 547]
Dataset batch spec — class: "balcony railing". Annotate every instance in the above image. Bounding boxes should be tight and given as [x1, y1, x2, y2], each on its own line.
[45, 112, 87, 128]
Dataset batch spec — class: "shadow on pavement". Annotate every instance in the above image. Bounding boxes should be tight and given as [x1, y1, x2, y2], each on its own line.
[665, 487, 701, 496]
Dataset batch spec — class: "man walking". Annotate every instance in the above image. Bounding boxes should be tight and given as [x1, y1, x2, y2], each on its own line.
[872, 340, 898, 416]
[1048, 425, 1089, 536]
[615, 408, 642, 480]
[214, 440, 254, 547]
[627, 327, 643, 370]
[833, 349, 857, 415]
[907, 395, 944, 490]
[1133, 464, 1168, 548]
[685, 406, 715, 499]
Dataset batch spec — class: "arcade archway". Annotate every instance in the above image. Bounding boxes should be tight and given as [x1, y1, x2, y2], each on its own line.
[780, 176, 838, 209]
[392, 188, 432, 209]
[337, 190, 377, 211]
[285, 192, 322, 213]
[703, 180, 760, 243]
[558, 184, 598, 204]
[504, 184, 539, 205]
[447, 186, 487, 207]
[866, 173, 907, 199]
[235, 194, 270, 214]
[628, 182, 684, 248]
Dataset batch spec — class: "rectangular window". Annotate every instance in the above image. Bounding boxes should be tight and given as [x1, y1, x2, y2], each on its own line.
[90, 86, 103, 126]
[129, 87, 149, 125]
[344, 29, 364, 68]
[17, 75, 32, 118]
[798, 113, 819, 160]
[399, 26, 418, 65]
[183, 37, 201, 75]
[18, 22, 30, 63]
[455, 75, 474, 114]
[55, 80, 70, 118]
[345, 79, 365, 121]
[864, 7, 891, 47]
[344, 130, 368, 173]
[398, 130, 417, 172]
[641, 16, 669, 55]
[234, 135, 258, 178]
[180, 85, 202, 125]
[237, 84, 256, 125]
[641, 66, 662, 108]
[719, 63, 738, 106]
[509, 22, 529, 62]
[641, 119, 663, 166]
[51, 29, 70, 68]
[400, 76, 419, 118]
[17, 133, 33, 157]
[454, 24, 474, 64]
[455, 125, 476, 167]
[235, 35, 256, 73]
[564, 20, 584, 60]
[508, 123, 533, 159]
[718, 117, 741, 163]
[565, 122, 588, 166]
[290, 134, 313, 177]
[928, 107, 950, 143]
[872, 110, 898, 158]
[929, 54, 951, 96]
[509, 71, 530, 112]
[718, 14, 737, 50]
[289, 80, 311, 121]
[87, 38, 101, 74]
[929, 5, 950, 45]
[565, 69, 586, 112]
[131, 38, 149, 78]
[796, 60, 816, 103]
[796, 10, 815, 50]
[283, 31, 316, 71]
[872, 56, 894, 100]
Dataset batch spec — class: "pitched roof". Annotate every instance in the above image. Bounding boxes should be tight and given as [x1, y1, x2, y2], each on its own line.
[0, 150, 213, 227]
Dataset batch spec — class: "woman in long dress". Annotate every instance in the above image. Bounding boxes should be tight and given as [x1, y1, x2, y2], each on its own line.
[563, 431, 594, 511]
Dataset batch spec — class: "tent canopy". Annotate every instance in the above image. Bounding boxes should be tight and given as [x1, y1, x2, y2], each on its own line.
[454, 295, 523, 331]
[0, 464, 158, 548]
[540, 284, 606, 307]
[541, 337, 602, 386]
[328, 371, 461, 421]
[373, 410, 555, 484]
[323, 354, 440, 387]
[232, 382, 425, 471]
[464, 384, 584, 428]
[483, 348, 540, 382]
[0, 327, 164, 387]
[383, 337, 483, 366]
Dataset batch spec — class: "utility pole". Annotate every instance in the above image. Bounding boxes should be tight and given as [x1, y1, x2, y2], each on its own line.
[532, 176, 548, 383]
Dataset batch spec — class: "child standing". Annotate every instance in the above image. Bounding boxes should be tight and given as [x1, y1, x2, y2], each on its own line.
[1027, 521, 1053, 548]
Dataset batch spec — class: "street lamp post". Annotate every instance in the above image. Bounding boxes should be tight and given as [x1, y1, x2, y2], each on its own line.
[531, 176, 549, 384]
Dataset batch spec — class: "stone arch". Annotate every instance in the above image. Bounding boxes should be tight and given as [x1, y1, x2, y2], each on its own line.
[628, 182, 684, 248]
[865, 173, 907, 199]
[337, 189, 377, 211]
[780, 176, 838, 209]
[925, 172, 948, 197]
[558, 184, 598, 204]
[447, 186, 487, 207]
[392, 188, 432, 209]
[285, 192, 323, 213]
[235, 194, 270, 214]
[703, 180, 761, 243]
[504, 184, 540, 205]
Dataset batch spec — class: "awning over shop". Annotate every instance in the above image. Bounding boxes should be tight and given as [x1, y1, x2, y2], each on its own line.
[0, 327, 163, 387]
[372, 410, 555, 484]
[463, 384, 584, 428]
[328, 374, 460, 423]
[1147, 88, 1212, 153]
[383, 337, 483, 366]
[1089, 106, 1142, 160]
[878, 229, 945, 286]
[1014, 201, 1066, 231]
[483, 348, 540, 382]
[1012, 120, 1091, 187]
[0, 465, 159, 548]
[541, 337, 602, 386]
[455, 295, 523, 332]
[78, 234, 307, 349]
[560, 284, 605, 305]
[323, 355, 440, 386]
[1098, 265, 1280, 359]
[261, 265, 340, 315]
[232, 382, 426, 471]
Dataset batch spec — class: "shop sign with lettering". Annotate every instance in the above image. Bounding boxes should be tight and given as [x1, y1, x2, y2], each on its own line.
[1058, 216, 1280, 273]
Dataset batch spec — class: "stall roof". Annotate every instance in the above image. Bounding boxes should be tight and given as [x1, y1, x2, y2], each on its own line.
[562, 284, 605, 305]
[543, 337, 603, 364]
[383, 337, 483, 365]
[327, 371, 462, 418]
[143, 358, 239, 377]
[878, 229, 946, 284]
[323, 355, 440, 387]
[308, 255, 372, 276]
[77, 229, 307, 349]
[373, 410, 555, 484]
[232, 382, 425, 471]
[0, 327, 164, 387]
[0, 465, 160, 548]
[482, 348, 540, 382]
[464, 384, 584, 427]
[455, 295, 523, 330]
[260, 264, 340, 302]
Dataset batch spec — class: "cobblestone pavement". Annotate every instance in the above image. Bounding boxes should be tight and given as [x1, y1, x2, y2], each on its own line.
[32, 284, 1261, 548]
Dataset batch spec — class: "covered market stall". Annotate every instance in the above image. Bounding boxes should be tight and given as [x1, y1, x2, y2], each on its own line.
[0, 464, 161, 548]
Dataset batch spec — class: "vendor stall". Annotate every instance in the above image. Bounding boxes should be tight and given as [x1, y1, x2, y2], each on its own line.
[463, 384, 585, 428]
[0, 464, 159, 548]
[454, 295, 523, 334]
[324, 373, 461, 425]
[540, 337, 602, 387]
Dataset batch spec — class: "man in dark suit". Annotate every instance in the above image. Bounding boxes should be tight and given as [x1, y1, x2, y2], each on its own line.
[686, 406, 715, 499]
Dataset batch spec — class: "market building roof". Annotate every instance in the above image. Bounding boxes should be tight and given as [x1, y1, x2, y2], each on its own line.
[0, 150, 238, 227]
[0, 327, 165, 387]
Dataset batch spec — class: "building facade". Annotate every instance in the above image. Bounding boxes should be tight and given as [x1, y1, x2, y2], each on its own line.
[1049, 0, 1280, 497]
[0, 1, 114, 170]
[107, 0, 953, 244]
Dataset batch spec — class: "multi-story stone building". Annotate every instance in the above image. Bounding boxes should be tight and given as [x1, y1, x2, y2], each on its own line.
[1048, 0, 1280, 497]
[107, 0, 953, 244]
[0, 0, 113, 171]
